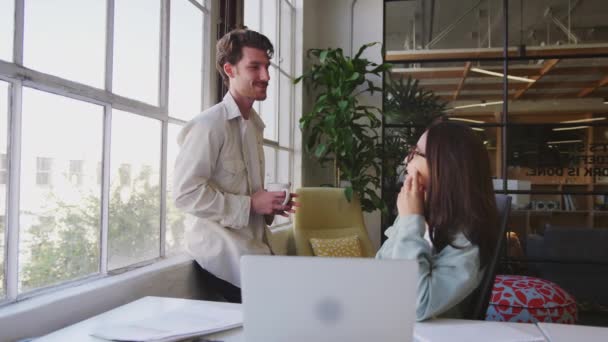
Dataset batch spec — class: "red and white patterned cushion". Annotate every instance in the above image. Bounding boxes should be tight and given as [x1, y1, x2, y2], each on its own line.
[485, 275, 577, 324]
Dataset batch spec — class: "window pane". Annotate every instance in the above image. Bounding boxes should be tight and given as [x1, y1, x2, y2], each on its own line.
[274, 149, 290, 227]
[277, 149, 290, 184]
[263, 145, 276, 185]
[260, 0, 277, 52]
[385, 0, 504, 51]
[19, 88, 103, 292]
[109, 110, 161, 270]
[260, 66, 277, 141]
[23, 0, 105, 88]
[166, 123, 186, 255]
[169, 0, 203, 121]
[279, 0, 293, 73]
[0, 81, 8, 297]
[508, 0, 608, 48]
[113, 0, 160, 105]
[278, 72, 292, 147]
[0, 0, 14, 62]
[244, 0, 261, 32]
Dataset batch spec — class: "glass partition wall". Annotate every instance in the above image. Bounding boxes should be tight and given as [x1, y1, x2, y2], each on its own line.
[384, 0, 608, 325]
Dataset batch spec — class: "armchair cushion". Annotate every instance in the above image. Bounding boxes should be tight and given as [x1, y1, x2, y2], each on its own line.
[309, 235, 363, 257]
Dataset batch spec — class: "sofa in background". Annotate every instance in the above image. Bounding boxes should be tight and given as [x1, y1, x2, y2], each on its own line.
[526, 224, 608, 307]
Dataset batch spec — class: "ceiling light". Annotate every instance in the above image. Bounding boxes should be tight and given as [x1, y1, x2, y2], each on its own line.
[471, 127, 485, 132]
[452, 101, 503, 110]
[552, 126, 590, 131]
[546, 140, 583, 144]
[470, 67, 535, 83]
[561, 117, 606, 123]
[448, 117, 486, 124]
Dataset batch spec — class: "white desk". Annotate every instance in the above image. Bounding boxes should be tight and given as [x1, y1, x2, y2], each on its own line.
[35, 296, 608, 342]
[35, 297, 244, 342]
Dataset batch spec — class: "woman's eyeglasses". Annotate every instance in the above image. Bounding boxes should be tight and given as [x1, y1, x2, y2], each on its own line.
[405, 147, 426, 165]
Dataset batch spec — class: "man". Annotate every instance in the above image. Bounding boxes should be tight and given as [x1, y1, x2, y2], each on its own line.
[173, 29, 296, 303]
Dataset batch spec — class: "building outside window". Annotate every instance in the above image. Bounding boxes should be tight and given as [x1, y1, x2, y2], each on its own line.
[35, 157, 53, 186]
[68, 160, 84, 186]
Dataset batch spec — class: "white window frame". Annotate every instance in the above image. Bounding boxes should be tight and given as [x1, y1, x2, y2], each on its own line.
[0, 0, 211, 305]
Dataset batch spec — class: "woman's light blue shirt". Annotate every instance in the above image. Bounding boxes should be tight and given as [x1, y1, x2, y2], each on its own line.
[376, 214, 483, 321]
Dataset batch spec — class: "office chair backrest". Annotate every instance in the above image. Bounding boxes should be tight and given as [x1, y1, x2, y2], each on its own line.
[293, 187, 375, 257]
[464, 194, 512, 320]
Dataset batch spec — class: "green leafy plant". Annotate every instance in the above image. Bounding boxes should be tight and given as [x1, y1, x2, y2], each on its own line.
[295, 43, 391, 213]
[384, 75, 446, 133]
[382, 75, 446, 218]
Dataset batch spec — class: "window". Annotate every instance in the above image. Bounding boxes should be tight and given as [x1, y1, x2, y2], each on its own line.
[24, 0, 106, 87]
[21, 88, 103, 292]
[0, 214, 4, 298]
[0, 0, 210, 302]
[35, 157, 53, 186]
[245, 0, 298, 227]
[0, 80, 7, 298]
[113, 0, 161, 105]
[166, 124, 186, 256]
[0, 0, 14, 61]
[0, 154, 6, 185]
[69, 160, 84, 186]
[108, 111, 161, 270]
[169, 0, 206, 120]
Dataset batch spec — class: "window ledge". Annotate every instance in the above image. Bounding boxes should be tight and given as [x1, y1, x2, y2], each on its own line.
[0, 254, 209, 342]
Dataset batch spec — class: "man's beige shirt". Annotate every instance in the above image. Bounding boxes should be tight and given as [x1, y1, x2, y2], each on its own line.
[173, 92, 270, 286]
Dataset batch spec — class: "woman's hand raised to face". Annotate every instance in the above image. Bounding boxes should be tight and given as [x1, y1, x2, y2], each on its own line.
[397, 171, 425, 216]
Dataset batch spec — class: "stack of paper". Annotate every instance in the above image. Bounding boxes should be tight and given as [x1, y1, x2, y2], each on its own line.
[414, 319, 546, 342]
[90, 304, 242, 342]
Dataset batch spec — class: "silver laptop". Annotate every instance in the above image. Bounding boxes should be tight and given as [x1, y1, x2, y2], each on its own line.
[241, 255, 418, 342]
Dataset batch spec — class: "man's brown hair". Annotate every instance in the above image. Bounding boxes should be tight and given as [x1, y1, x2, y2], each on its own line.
[216, 28, 274, 86]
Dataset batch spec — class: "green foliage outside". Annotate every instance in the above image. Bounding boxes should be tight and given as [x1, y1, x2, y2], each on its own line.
[17, 168, 185, 291]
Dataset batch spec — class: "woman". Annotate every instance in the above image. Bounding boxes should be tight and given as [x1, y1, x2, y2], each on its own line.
[376, 120, 499, 321]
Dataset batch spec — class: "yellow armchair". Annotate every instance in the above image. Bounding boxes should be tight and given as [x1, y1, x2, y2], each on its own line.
[293, 187, 375, 257]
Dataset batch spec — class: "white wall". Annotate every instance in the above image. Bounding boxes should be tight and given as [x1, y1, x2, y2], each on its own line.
[301, 0, 384, 250]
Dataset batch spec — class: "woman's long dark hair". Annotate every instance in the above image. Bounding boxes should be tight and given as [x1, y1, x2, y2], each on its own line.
[424, 121, 499, 269]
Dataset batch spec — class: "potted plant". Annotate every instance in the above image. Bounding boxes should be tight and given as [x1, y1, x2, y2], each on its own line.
[295, 43, 391, 213]
[382, 75, 446, 219]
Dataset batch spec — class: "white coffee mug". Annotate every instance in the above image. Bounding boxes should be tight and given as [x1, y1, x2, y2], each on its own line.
[266, 182, 291, 205]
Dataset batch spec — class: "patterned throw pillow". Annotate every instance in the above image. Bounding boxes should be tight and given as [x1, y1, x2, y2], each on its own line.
[486, 275, 578, 324]
[309, 235, 363, 257]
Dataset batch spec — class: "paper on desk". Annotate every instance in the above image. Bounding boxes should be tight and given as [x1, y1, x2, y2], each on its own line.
[414, 320, 546, 342]
[537, 322, 608, 342]
[89, 304, 242, 342]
